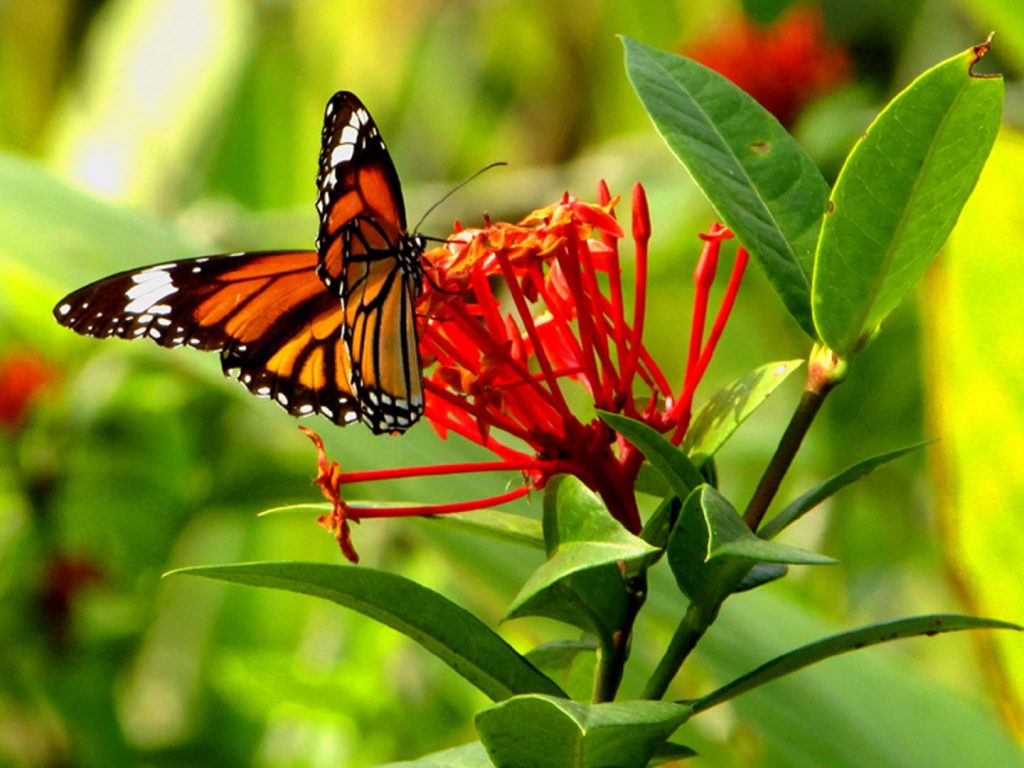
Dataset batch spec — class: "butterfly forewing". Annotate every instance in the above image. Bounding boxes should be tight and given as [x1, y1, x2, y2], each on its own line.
[53, 251, 362, 427]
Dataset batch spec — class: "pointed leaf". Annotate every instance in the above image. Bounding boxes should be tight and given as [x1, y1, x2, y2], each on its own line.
[669, 487, 832, 611]
[693, 614, 1021, 714]
[623, 37, 829, 337]
[476, 694, 691, 768]
[701, 487, 837, 566]
[668, 488, 751, 610]
[759, 441, 929, 539]
[506, 477, 653, 635]
[174, 562, 565, 701]
[681, 360, 803, 462]
[813, 39, 1003, 356]
[599, 411, 703, 499]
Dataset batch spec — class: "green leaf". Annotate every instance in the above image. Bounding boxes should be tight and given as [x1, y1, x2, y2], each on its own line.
[622, 37, 829, 337]
[692, 614, 1022, 714]
[505, 477, 654, 637]
[599, 411, 703, 499]
[475, 694, 691, 768]
[417, 508, 545, 550]
[668, 487, 832, 612]
[526, 640, 600, 702]
[734, 563, 789, 593]
[667, 488, 750, 611]
[174, 562, 565, 701]
[649, 742, 699, 765]
[377, 741, 491, 767]
[701, 487, 836, 566]
[812, 40, 1004, 356]
[681, 360, 803, 463]
[759, 442, 929, 540]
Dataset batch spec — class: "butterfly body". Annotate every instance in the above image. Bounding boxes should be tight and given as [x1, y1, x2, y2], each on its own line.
[54, 92, 425, 434]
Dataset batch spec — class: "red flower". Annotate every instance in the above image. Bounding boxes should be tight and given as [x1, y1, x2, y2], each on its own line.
[0, 349, 55, 429]
[306, 183, 748, 562]
[684, 6, 851, 127]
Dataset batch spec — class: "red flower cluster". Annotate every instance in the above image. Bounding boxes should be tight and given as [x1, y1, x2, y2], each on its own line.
[0, 349, 55, 429]
[307, 184, 748, 562]
[684, 5, 851, 126]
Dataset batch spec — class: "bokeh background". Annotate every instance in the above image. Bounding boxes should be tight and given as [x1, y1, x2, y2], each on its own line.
[1, 0, 1023, 766]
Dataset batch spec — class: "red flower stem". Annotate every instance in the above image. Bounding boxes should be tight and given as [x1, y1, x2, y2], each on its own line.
[685, 234, 719, 394]
[605, 245, 631, 395]
[495, 251, 572, 415]
[620, 186, 650, 394]
[592, 293, 673, 400]
[670, 244, 748, 443]
[424, 380, 537, 445]
[554, 237, 604, 398]
[528, 270, 589, 380]
[338, 459, 546, 484]
[445, 298, 559, 412]
[577, 240, 619, 403]
[351, 486, 532, 518]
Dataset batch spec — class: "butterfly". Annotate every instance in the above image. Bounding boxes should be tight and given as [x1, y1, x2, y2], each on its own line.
[53, 91, 425, 434]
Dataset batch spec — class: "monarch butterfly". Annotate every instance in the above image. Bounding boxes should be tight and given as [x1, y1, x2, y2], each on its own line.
[53, 91, 425, 434]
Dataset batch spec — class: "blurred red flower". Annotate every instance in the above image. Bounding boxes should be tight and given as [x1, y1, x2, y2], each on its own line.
[0, 349, 55, 428]
[684, 5, 852, 126]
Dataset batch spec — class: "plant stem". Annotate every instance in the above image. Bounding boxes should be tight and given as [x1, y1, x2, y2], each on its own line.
[743, 347, 843, 532]
[642, 602, 711, 700]
[593, 571, 647, 702]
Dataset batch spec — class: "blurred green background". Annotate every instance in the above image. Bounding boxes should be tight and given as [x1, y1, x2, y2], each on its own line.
[1, 0, 1022, 766]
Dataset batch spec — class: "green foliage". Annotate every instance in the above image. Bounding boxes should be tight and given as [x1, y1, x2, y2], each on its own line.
[812, 41, 1003, 357]
[176, 562, 565, 701]
[680, 359, 803, 462]
[623, 36, 829, 337]
[3, 5, 1019, 767]
[475, 695, 692, 768]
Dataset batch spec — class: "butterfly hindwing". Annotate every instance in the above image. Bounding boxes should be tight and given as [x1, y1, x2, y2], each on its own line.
[53, 251, 362, 427]
[315, 90, 425, 432]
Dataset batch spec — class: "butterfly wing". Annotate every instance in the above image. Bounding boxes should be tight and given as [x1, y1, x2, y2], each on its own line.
[314, 91, 425, 432]
[52, 250, 362, 426]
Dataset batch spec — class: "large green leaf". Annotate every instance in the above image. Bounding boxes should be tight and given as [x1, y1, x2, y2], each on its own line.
[681, 360, 803, 463]
[692, 614, 1021, 714]
[174, 562, 565, 701]
[505, 477, 654, 637]
[475, 694, 691, 768]
[812, 39, 1003, 356]
[623, 37, 829, 337]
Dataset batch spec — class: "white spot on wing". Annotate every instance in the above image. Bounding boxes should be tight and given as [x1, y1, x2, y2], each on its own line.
[330, 144, 354, 165]
[58, 304, 71, 316]
[125, 268, 176, 314]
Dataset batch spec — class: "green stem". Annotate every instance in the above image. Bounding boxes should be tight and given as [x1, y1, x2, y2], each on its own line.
[642, 602, 712, 700]
[743, 347, 843, 532]
[593, 571, 647, 702]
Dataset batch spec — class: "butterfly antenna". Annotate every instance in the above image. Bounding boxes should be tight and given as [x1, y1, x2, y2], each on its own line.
[413, 161, 507, 234]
